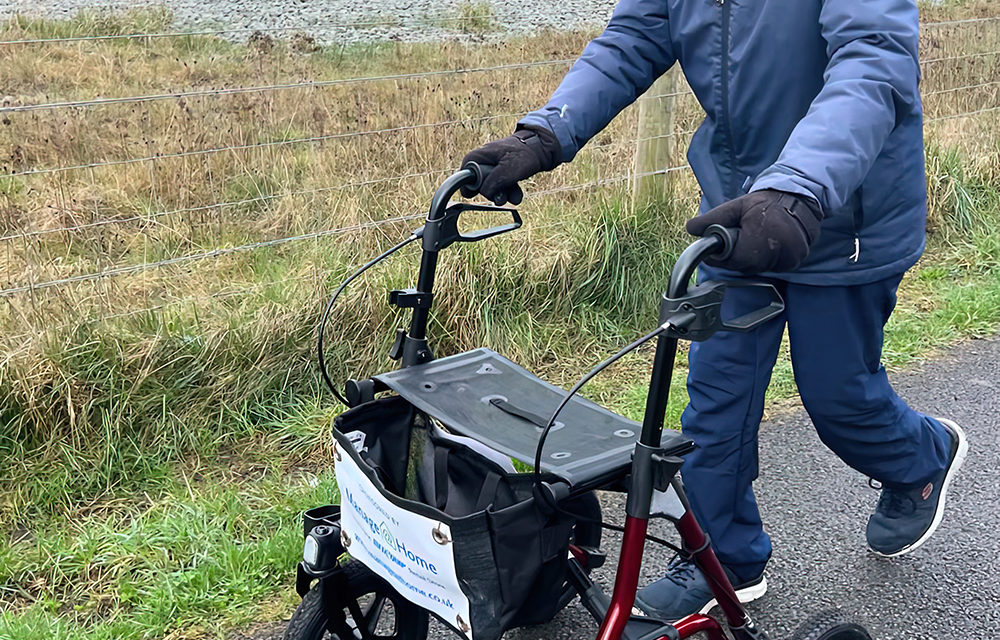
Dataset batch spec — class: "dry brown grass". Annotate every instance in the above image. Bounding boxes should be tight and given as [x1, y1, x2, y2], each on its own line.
[0, 22, 657, 343]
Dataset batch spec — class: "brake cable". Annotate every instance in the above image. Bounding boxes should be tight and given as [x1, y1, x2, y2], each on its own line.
[317, 230, 422, 405]
[532, 321, 674, 484]
[529, 319, 691, 555]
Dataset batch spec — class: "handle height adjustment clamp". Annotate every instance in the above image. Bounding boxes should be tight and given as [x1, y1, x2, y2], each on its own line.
[388, 288, 434, 309]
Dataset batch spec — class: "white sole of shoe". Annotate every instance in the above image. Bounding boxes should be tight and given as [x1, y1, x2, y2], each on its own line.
[699, 575, 768, 614]
[871, 417, 969, 558]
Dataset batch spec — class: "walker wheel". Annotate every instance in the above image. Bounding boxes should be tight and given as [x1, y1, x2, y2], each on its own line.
[788, 609, 873, 640]
[284, 559, 429, 640]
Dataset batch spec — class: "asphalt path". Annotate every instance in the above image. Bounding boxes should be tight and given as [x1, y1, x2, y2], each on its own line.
[256, 336, 1000, 640]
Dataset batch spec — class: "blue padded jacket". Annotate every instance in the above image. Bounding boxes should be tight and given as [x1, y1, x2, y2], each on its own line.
[519, 0, 927, 285]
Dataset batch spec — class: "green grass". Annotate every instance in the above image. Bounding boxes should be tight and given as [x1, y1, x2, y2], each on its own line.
[0, 471, 335, 640]
[4, 7, 173, 41]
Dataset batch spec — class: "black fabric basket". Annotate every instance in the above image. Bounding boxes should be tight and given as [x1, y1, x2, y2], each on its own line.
[333, 395, 576, 640]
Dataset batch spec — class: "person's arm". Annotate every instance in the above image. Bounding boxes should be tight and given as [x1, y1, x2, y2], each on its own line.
[749, 0, 921, 213]
[517, 0, 676, 163]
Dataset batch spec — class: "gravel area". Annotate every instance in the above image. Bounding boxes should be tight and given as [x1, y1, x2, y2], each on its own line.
[2, 0, 617, 43]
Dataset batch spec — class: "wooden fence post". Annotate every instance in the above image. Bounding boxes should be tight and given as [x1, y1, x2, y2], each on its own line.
[632, 68, 680, 209]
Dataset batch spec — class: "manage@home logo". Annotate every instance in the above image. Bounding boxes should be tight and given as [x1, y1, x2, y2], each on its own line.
[345, 486, 440, 576]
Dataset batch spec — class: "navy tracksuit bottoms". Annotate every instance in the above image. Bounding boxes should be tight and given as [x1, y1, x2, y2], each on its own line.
[680, 271, 953, 582]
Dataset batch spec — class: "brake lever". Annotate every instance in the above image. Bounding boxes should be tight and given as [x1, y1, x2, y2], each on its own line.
[718, 281, 785, 332]
[421, 202, 522, 252]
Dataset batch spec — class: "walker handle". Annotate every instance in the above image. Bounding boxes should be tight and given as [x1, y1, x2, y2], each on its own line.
[703, 224, 739, 261]
[459, 161, 524, 205]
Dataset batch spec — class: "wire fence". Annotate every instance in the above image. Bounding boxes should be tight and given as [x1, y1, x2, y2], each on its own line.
[0, 59, 577, 114]
[1, 10, 998, 346]
[2, 48, 996, 116]
[3, 113, 529, 179]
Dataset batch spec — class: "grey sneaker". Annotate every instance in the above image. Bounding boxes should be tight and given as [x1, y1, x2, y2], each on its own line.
[866, 417, 968, 557]
[634, 556, 767, 621]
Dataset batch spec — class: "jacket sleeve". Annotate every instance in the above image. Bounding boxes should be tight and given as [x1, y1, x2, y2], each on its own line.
[517, 0, 676, 164]
[750, 0, 921, 214]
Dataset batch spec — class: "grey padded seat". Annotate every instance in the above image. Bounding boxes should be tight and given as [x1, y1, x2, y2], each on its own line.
[375, 348, 695, 491]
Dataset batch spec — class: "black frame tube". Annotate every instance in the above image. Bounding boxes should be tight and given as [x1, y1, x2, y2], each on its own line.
[639, 235, 723, 448]
[405, 169, 476, 354]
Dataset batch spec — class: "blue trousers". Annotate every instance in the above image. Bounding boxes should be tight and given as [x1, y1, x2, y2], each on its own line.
[680, 271, 953, 582]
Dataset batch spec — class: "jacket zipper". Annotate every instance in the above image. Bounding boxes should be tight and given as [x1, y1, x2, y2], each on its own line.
[849, 190, 863, 264]
[717, 0, 738, 197]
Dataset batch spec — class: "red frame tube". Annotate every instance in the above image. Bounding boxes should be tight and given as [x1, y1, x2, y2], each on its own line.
[674, 614, 728, 640]
[595, 516, 648, 640]
[594, 509, 751, 640]
[675, 510, 749, 628]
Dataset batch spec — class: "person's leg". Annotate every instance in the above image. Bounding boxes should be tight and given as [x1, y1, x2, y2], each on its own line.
[786, 274, 951, 485]
[680, 281, 787, 581]
[636, 276, 785, 618]
[786, 273, 964, 555]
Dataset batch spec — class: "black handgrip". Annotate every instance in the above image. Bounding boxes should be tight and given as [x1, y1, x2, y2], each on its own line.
[459, 161, 524, 205]
[464, 161, 493, 190]
[459, 161, 492, 199]
[703, 224, 739, 261]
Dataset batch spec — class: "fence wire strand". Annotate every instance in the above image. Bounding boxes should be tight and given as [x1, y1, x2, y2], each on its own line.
[6, 112, 524, 178]
[923, 80, 1000, 98]
[0, 168, 451, 242]
[4, 269, 340, 347]
[920, 16, 1000, 28]
[926, 105, 1000, 122]
[921, 49, 1000, 65]
[0, 214, 425, 297]
[0, 59, 574, 114]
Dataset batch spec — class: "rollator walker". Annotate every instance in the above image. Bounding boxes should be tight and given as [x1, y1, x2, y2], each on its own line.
[283, 165, 874, 640]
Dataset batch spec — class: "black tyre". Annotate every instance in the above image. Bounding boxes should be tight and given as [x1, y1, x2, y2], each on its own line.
[284, 560, 430, 640]
[788, 609, 873, 640]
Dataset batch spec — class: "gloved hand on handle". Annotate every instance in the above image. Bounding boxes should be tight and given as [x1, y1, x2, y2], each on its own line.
[461, 125, 562, 206]
[686, 190, 824, 274]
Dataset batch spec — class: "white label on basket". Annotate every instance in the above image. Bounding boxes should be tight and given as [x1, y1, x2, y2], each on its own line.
[335, 446, 473, 638]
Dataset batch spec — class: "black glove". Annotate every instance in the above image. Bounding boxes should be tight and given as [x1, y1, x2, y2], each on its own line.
[460, 125, 561, 205]
[686, 190, 824, 274]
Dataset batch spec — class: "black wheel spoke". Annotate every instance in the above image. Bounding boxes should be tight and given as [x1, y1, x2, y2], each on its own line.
[345, 595, 376, 640]
[285, 561, 429, 640]
[362, 594, 389, 636]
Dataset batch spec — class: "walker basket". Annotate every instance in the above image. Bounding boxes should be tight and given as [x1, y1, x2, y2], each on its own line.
[332, 395, 576, 640]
